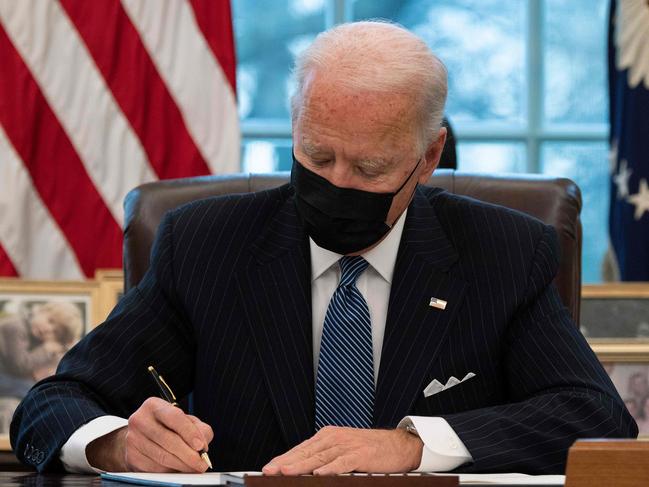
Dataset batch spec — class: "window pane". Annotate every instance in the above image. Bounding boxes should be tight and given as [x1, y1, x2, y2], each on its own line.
[541, 142, 610, 283]
[457, 142, 527, 173]
[232, 0, 326, 121]
[241, 138, 293, 173]
[353, 0, 527, 124]
[543, 0, 609, 124]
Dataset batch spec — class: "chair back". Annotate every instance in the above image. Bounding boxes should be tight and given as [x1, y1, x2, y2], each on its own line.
[123, 169, 582, 322]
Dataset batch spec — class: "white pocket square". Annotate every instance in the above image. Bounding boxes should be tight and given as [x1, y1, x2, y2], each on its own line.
[423, 372, 476, 398]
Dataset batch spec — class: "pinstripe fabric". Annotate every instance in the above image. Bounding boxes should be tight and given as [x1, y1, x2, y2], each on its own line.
[11, 184, 637, 474]
[315, 256, 374, 430]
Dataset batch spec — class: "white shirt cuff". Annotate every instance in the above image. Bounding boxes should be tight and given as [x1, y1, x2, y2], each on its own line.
[60, 415, 128, 473]
[397, 416, 472, 472]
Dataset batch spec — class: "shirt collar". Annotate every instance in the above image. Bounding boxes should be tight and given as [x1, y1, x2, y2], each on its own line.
[309, 209, 408, 284]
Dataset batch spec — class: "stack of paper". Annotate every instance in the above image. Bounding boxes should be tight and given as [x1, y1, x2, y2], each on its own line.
[455, 473, 564, 485]
[101, 471, 251, 486]
[101, 471, 565, 486]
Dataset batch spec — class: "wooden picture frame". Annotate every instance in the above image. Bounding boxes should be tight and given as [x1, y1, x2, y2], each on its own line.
[582, 283, 649, 363]
[581, 284, 649, 438]
[0, 279, 100, 450]
[95, 269, 124, 323]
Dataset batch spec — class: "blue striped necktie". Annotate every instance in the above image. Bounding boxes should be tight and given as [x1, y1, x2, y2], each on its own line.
[315, 256, 374, 430]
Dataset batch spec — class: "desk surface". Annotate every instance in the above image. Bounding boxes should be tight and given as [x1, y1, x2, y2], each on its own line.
[0, 472, 565, 487]
[0, 472, 102, 486]
[0, 472, 139, 486]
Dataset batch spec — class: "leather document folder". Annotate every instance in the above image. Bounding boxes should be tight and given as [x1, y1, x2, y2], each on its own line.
[244, 475, 459, 487]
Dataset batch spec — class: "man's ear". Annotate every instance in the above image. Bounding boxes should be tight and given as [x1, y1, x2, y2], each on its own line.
[418, 127, 447, 184]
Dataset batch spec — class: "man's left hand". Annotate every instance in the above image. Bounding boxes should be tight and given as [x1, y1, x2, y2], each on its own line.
[262, 426, 423, 476]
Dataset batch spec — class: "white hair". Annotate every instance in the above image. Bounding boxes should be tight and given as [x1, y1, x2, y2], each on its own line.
[291, 20, 448, 148]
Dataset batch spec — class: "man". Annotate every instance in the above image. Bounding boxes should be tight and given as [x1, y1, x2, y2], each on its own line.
[11, 21, 636, 475]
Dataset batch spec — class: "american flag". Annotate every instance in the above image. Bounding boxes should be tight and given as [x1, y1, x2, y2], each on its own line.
[0, 0, 239, 279]
[609, 0, 649, 280]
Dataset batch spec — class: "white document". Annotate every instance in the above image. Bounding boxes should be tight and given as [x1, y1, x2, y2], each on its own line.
[101, 471, 257, 486]
[424, 372, 476, 397]
[449, 473, 564, 485]
[101, 471, 564, 486]
[350, 474, 563, 484]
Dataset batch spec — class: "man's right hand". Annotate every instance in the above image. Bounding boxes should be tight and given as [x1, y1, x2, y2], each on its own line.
[86, 397, 214, 472]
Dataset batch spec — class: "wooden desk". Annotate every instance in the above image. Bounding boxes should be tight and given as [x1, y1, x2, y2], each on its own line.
[0, 472, 566, 487]
[0, 472, 103, 486]
[0, 451, 23, 471]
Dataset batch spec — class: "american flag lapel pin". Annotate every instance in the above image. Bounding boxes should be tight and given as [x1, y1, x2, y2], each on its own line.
[429, 297, 447, 310]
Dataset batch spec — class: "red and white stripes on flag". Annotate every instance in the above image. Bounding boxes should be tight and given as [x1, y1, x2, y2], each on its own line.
[0, 0, 239, 279]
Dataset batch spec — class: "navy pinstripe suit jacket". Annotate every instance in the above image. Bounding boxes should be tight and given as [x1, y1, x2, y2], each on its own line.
[11, 184, 637, 474]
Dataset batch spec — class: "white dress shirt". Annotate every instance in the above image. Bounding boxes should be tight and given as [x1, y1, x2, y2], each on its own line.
[60, 209, 472, 473]
[310, 209, 471, 472]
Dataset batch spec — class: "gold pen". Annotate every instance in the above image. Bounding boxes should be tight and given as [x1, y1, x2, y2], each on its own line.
[147, 365, 213, 470]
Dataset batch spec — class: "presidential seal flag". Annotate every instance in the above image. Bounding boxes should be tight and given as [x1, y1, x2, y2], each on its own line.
[0, 0, 239, 279]
[609, 0, 649, 280]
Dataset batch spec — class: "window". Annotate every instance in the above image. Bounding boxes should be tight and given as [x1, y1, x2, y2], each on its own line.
[232, 0, 610, 283]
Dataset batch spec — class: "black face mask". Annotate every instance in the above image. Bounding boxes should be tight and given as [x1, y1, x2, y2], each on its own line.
[291, 153, 421, 255]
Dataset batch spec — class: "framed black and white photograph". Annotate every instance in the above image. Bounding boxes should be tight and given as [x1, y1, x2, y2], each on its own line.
[0, 280, 100, 450]
[582, 283, 649, 362]
[584, 284, 649, 436]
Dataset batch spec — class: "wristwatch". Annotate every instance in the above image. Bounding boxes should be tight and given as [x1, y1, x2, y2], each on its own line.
[405, 423, 420, 437]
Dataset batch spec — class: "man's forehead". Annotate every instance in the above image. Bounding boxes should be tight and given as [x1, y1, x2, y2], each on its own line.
[293, 72, 422, 160]
[296, 98, 418, 154]
[302, 72, 415, 120]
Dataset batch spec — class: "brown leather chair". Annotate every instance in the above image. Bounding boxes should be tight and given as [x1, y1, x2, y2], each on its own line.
[123, 170, 582, 322]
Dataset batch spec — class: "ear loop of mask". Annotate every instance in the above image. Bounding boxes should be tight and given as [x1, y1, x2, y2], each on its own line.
[385, 157, 423, 229]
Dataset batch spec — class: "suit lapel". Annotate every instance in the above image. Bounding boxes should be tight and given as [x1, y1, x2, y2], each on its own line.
[236, 194, 315, 448]
[375, 188, 468, 427]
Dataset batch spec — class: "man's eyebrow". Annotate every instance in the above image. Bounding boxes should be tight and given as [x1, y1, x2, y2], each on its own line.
[356, 156, 393, 171]
[301, 137, 393, 169]
[301, 139, 328, 155]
